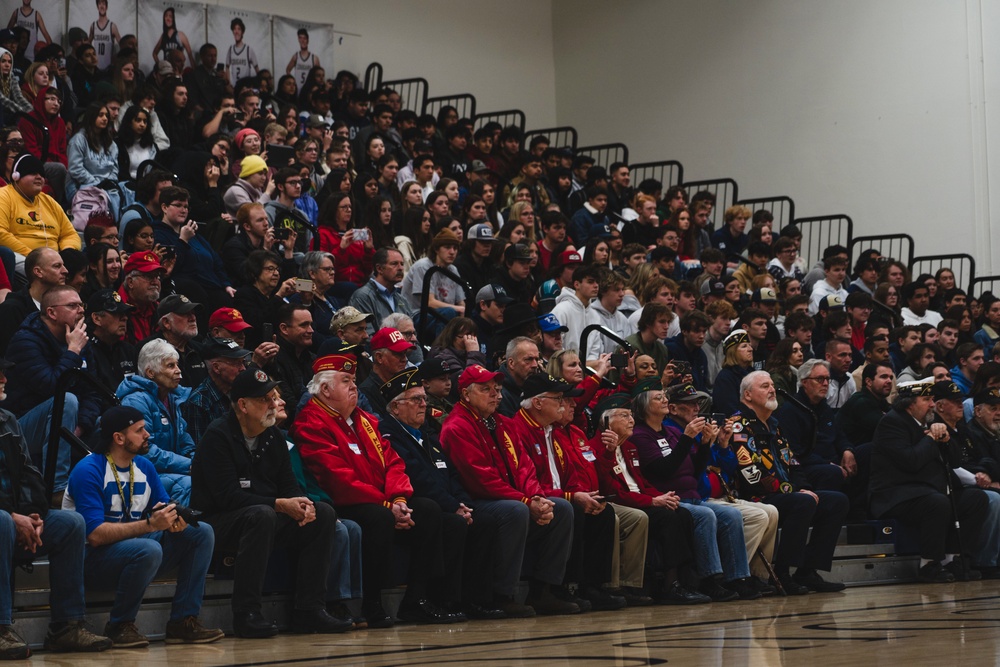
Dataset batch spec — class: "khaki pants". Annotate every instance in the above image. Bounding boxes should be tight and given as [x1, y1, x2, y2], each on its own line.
[608, 503, 648, 589]
[707, 497, 779, 580]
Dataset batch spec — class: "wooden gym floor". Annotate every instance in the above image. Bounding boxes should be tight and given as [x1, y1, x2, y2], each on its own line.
[26, 581, 1000, 666]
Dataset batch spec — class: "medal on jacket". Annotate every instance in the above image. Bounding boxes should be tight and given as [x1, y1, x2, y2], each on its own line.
[106, 453, 134, 522]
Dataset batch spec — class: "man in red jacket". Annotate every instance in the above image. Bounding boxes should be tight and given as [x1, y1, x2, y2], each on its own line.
[291, 353, 459, 628]
[440, 364, 579, 617]
[510, 373, 624, 612]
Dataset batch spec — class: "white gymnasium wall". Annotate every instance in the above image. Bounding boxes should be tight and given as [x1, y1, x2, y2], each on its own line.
[551, 0, 997, 274]
[207, 0, 559, 127]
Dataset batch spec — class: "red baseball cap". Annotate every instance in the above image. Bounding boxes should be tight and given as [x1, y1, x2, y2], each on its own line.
[558, 249, 583, 266]
[458, 364, 504, 389]
[370, 327, 415, 353]
[208, 307, 252, 332]
[122, 251, 163, 274]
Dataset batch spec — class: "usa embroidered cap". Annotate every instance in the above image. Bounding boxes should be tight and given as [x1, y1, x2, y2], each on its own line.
[458, 364, 504, 390]
[101, 405, 145, 441]
[209, 307, 253, 332]
[313, 353, 357, 375]
[370, 327, 415, 353]
[231, 368, 280, 400]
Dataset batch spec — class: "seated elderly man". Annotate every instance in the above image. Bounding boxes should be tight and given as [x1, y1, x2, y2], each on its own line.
[181, 338, 251, 444]
[291, 353, 459, 628]
[117, 251, 165, 345]
[192, 369, 351, 638]
[358, 327, 415, 418]
[379, 367, 506, 619]
[147, 294, 207, 388]
[116, 339, 196, 505]
[871, 379, 990, 583]
[725, 371, 848, 594]
[440, 365, 578, 617]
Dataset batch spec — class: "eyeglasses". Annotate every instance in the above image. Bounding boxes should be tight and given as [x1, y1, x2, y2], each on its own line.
[338, 204, 352, 210]
[399, 330, 417, 339]
[262, 265, 280, 273]
[805, 376, 831, 383]
[399, 396, 428, 405]
[52, 302, 84, 310]
[317, 266, 335, 273]
[167, 202, 189, 209]
[284, 180, 302, 186]
[101, 234, 120, 242]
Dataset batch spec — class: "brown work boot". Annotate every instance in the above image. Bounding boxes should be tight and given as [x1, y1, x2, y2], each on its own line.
[165, 616, 225, 644]
[43, 620, 112, 653]
[103, 621, 149, 648]
[0, 626, 30, 660]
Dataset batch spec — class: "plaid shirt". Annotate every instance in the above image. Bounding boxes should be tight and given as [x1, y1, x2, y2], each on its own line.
[181, 377, 230, 445]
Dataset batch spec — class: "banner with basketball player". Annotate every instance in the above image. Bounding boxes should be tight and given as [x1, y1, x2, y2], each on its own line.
[135, 0, 205, 76]
[68, 0, 138, 71]
[271, 17, 333, 95]
[4, 0, 65, 58]
[206, 6, 271, 89]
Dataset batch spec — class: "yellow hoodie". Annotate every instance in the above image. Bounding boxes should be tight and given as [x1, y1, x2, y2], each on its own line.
[0, 184, 80, 255]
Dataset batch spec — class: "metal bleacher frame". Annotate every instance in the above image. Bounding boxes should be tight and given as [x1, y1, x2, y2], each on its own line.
[793, 215, 854, 270]
[630, 160, 685, 190]
[911, 253, 977, 295]
[971, 275, 1000, 298]
[473, 109, 526, 133]
[739, 196, 796, 234]
[850, 234, 915, 268]
[523, 126, 579, 151]
[576, 143, 629, 170]
[364, 62, 383, 92]
[379, 77, 428, 114]
[681, 178, 739, 231]
[424, 94, 477, 122]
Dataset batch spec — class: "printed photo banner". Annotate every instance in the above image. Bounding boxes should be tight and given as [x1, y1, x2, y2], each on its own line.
[206, 5, 272, 87]
[271, 16, 333, 94]
[4, 0, 66, 57]
[136, 0, 205, 75]
[68, 0, 138, 71]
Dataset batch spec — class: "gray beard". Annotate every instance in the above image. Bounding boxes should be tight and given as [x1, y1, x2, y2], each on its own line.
[764, 398, 778, 411]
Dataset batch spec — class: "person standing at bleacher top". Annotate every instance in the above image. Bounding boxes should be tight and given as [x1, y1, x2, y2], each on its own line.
[63, 405, 224, 648]
[0, 356, 113, 659]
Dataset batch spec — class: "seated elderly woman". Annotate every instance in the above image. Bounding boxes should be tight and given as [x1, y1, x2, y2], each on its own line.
[115, 338, 196, 504]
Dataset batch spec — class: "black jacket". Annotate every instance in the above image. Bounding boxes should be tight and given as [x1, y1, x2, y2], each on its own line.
[869, 407, 949, 518]
[0, 409, 48, 517]
[0, 289, 37, 356]
[961, 419, 1000, 480]
[380, 414, 472, 513]
[775, 388, 852, 466]
[264, 336, 314, 422]
[191, 411, 304, 513]
[89, 335, 138, 394]
[836, 388, 889, 446]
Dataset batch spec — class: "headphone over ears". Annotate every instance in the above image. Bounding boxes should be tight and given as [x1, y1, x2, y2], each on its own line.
[11, 153, 28, 182]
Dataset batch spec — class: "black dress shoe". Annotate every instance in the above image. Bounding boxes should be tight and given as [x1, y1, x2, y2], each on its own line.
[396, 599, 463, 624]
[724, 578, 763, 600]
[792, 569, 847, 593]
[751, 577, 777, 596]
[775, 574, 810, 596]
[463, 603, 507, 620]
[550, 585, 591, 612]
[944, 558, 982, 582]
[619, 587, 654, 607]
[233, 611, 279, 639]
[362, 602, 394, 629]
[699, 577, 740, 602]
[290, 609, 354, 634]
[655, 581, 711, 605]
[580, 585, 627, 611]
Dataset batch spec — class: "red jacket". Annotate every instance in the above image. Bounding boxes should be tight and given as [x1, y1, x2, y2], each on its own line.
[317, 227, 375, 286]
[510, 409, 586, 500]
[593, 432, 661, 509]
[561, 423, 599, 491]
[291, 396, 413, 507]
[19, 86, 67, 167]
[439, 401, 542, 503]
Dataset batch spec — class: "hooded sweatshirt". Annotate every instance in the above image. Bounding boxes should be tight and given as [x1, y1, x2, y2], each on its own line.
[0, 48, 31, 116]
[18, 86, 67, 167]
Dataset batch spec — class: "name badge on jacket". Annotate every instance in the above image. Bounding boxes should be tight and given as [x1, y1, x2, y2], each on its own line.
[239, 479, 251, 489]
[348, 443, 362, 455]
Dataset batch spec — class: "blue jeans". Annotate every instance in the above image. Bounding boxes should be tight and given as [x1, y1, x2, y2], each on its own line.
[0, 510, 87, 625]
[19, 395, 79, 494]
[680, 498, 751, 581]
[328, 518, 363, 602]
[84, 522, 215, 624]
[976, 490, 1000, 568]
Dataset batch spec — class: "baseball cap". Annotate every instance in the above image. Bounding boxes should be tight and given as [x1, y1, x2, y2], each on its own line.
[0, 29, 18, 44]
[476, 284, 515, 306]
[307, 114, 330, 129]
[820, 294, 845, 310]
[156, 60, 174, 76]
[974, 388, 1000, 406]
[370, 327, 415, 353]
[156, 294, 201, 319]
[202, 337, 251, 360]
[122, 251, 163, 274]
[419, 357, 453, 379]
[330, 306, 373, 332]
[100, 406, 145, 441]
[458, 364, 504, 389]
[521, 373, 583, 400]
[87, 288, 135, 315]
[666, 383, 711, 403]
[209, 307, 252, 332]
[471, 160, 490, 173]
[557, 249, 583, 267]
[700, 279, 726, 297]
[468, 223, 499, 242]
[538, 313, 568, 333]
[499, 303, 540, 333]
[230, 368, 280, 400]
[751, 287, 778, 303]
[504, 243, 533, 263]
[931, 381, 964, 402]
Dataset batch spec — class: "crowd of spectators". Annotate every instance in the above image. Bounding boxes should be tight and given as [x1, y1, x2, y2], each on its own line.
[0, 19, 998, 661]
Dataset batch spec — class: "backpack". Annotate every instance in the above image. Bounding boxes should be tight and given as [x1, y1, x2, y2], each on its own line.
[69, 186, 112, 231]
[97, 179, 136, 222]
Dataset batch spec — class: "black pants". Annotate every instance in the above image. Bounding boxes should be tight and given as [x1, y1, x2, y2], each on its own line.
[434, 509, 499, 605]
[205, 502, 337, 613]
[644, 504, 695, 571]
[764, 490, 848, 572]
[336, 497, 444, 611]
[564, 502, 617, 587]
[881, 489, 989, 561]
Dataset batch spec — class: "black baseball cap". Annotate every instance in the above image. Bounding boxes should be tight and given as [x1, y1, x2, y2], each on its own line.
[202, 337, 251, 360]
[101, 406, 145, 441]
[419, 357, 453, 379]
[231, 368, 280, 400]
[156, 294, 202, 319]
[87, 288, 135, 315]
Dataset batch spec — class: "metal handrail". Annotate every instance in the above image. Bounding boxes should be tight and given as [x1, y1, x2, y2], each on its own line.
[579, 324, 635, 360]
[417, 265, 471, 346]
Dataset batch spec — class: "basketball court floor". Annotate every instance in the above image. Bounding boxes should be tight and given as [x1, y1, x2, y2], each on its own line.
[26, 581, 1000, 666]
